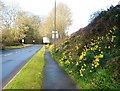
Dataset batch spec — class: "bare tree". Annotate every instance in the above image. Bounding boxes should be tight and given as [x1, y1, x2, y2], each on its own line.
[0, 1, 4, 47]
[0, 0, 4, 28]
[0, 0, 4, 11]
[41, 3, 72, 40]
[1, 3, 21, 45]
[2, 3, 19, 28]
[56, 3, 72, 39]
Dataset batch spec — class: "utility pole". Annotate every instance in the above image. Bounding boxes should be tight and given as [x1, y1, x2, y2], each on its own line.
[54, 0, 56, 52]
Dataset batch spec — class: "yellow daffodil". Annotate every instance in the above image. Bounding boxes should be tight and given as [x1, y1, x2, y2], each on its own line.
[69, 70, 72, 73]
[79, 53, 84, 60]
[81, 68, 85, 71]
[84, 64, 86, 67]
[76, 45, 79, 50]
[108, 46, 110, 49]
[76, 62, 79, 66]
[96, 58, 99, 62]
[101, 36, 104, 39]
[60, 61, 62, 64]
[101, 51, 103, 54]
[65, 60, 70, 65]
[95, 65, 97, 68]
[80, 74, 83, 76]
[98, 48, 101, 51]
[99, 54, 103, 58]
[95, 45, 98, 49]
[109, 30, 112, 33]
[90, 70, 92, 72]
[96, 63, 99, 66]
[111, 36, 116, 42]
[79, 55, 83, 60]
[97, 37, 100, 40]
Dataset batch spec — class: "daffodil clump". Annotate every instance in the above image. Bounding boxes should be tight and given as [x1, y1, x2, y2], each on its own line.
[55, 26, 119, 78]
[52, 26, 120, 89]
[76, 26, 119, 76]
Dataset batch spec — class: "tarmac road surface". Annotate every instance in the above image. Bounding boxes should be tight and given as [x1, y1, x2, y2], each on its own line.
[0, 44, 43, 88]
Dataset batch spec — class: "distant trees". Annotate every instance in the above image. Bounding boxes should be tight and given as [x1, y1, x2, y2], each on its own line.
[0, 0, 4, 45]
[1, 1, 72, 47]
[41, 3, 72, 40]
[0, 0, 3, 11]
[13, 11, 30, 43]
[1, 2, 42, 46]
[23, 14, 42, 43]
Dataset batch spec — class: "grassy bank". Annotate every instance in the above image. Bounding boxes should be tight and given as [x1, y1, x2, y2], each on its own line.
[50, 26, 120, 89]
[4, 46, 45, 89]
[49, 5, 120, 89]
[4, 44, 32, 50]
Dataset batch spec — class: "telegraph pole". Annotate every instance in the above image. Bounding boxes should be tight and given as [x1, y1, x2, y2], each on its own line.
[54, 0, 56, 52]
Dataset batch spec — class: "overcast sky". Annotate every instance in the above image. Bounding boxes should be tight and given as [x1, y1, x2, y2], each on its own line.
[2, 0, 120, 35]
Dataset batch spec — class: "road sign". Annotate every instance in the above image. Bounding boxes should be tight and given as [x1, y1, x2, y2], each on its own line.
[33, 40, 35, 43]
[22, 39, 24, 43]
[52, 31, 59, 39]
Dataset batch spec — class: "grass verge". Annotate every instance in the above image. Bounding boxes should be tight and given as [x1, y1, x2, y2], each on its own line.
[4, 46, 45, 89]
[4, 44, 32, 50]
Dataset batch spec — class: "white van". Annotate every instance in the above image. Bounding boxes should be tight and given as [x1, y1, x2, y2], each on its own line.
[43, 37, 50, 44]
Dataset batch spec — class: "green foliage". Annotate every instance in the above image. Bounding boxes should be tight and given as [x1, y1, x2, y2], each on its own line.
[115, 28, 120, 47]
[85, 50, 94, 61]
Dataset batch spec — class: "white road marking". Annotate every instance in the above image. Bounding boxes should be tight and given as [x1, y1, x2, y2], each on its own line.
[3, 53, 13, 57]
[2, 46, 36, 57]
[7, 53, 12, 55]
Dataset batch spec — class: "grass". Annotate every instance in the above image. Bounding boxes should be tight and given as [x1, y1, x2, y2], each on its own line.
[4, 44, 32, 50]
[4, 46, 45, 89]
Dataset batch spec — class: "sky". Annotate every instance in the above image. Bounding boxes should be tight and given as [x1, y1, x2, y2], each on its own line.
[2, 0, 120, 35]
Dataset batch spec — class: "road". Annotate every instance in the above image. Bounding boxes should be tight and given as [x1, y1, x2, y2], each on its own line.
[0, 45, 42, 88]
